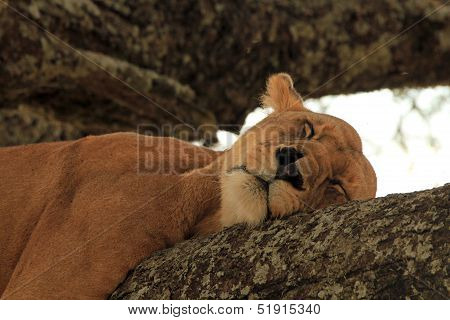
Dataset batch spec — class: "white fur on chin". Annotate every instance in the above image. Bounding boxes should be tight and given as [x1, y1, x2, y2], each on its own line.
[220, 171, 268, 227]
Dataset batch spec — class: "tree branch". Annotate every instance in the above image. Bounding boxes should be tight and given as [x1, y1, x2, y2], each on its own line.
[111, 184, 449, 299]
[1, 0, 449, 145]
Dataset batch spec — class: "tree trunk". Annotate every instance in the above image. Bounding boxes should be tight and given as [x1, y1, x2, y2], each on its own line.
[110, 184, 449, 300]
[1, 0, 449, 146]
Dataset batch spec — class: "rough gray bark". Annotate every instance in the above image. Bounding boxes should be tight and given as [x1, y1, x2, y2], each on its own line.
[111, 184, 449, 300]
[1, 0, 449, 146]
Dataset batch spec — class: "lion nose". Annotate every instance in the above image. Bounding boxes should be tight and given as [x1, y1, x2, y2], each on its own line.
[276, 147, 303, 166]
[275, 147, 304, 190]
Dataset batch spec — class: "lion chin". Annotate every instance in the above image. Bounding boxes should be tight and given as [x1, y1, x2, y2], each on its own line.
[220, 169, 269, 227]
[220, 169, 307, 227]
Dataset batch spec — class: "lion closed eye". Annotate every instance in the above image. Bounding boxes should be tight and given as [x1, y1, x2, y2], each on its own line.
[0, 73, 376, 299]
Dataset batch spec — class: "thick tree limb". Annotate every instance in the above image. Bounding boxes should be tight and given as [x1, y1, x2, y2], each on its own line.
[1, 0, 449, 145]
[0, 104, 83, 146]
[111, 184, 449, 299]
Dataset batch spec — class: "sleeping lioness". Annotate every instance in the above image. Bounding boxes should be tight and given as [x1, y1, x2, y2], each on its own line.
[0, 73, 376, 299]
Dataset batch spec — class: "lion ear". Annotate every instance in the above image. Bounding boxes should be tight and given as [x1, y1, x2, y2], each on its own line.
[260, 73, 308, 112]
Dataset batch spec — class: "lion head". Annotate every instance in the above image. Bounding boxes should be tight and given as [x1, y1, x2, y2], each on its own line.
[218, 73, 377, 227]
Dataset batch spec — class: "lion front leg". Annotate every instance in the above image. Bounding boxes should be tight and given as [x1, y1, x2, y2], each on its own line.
[1, 224, 169, 299]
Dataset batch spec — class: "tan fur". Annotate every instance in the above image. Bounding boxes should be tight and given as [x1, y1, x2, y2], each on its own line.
[0, 73, 376, 299]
